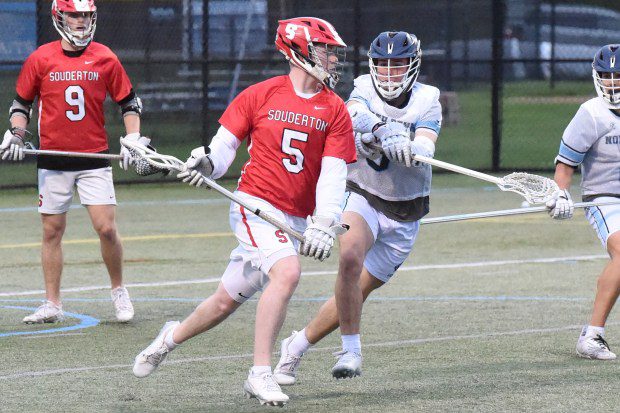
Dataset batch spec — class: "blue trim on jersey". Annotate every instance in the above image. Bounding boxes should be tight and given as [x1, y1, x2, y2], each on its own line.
[558, 140, 585, 164]
[415, 120, 441, 135]
[346, 94, 370, 108]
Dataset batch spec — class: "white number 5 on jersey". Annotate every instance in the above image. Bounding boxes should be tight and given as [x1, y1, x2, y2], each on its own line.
[281, 128, 308, 174]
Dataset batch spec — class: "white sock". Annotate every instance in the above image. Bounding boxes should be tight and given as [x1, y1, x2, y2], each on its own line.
[585, 325, 605, 338]
[164, 324, 179, 350]
[341, 334, 361, 354]
[288, 329, 312, 356]
[251, 365, 272, 377]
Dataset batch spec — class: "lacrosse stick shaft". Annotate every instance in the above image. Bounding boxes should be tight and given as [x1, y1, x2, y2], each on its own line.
[119, 138, 305, 242]
[368, 143, 502, 184]
[200, 176, 305, 242]
[421, 200, 620, 225]
[24, 149, 122, 160]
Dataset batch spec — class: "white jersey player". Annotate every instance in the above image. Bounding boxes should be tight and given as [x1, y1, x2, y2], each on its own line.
[274, 31, 442, 384]
[547, 44, 620, 360]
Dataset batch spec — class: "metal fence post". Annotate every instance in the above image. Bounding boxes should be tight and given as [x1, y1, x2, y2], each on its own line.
[202, 0, 210, 148]
[491, 0, 505, 171]
[353, 0, 361, 79]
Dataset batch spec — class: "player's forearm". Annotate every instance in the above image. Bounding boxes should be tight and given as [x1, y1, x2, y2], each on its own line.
[553, 162, 575, 190]
[10, 115, 28, 131]
[315, 156, 347, 221]
[208, 126, 241, 179]
[123, 114, 140, 135]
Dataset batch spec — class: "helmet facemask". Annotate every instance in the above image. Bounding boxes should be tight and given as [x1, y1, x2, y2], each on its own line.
[593, 69, 620, 109]
[369, 54, 421, 101]
[52, 3, 97, 48]
[306, 43, 346, 89]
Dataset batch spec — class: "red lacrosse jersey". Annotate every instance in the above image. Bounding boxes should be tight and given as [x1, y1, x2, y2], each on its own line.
[15, 41, 133, 152]
[219, 75, 356, 218]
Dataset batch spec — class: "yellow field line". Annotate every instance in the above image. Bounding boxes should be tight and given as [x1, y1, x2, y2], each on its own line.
[0, 232, 233, 249]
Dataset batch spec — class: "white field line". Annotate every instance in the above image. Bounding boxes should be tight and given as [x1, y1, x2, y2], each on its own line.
[2, 322, 615, 381]
[0, 254, 607, 298]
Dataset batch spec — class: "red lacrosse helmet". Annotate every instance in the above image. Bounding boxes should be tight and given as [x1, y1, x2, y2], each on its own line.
[275, 17, 347, 89]
[52, 0, 97, 48]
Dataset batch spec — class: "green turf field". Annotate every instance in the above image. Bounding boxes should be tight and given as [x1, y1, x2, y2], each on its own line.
[1, 174, 619, 412]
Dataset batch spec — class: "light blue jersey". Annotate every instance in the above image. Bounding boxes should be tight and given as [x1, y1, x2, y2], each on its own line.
[346, 75, 442, 209]
[556, 97, 620, 198]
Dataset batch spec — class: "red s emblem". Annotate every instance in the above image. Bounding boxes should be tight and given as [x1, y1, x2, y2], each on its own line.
[275, 230, 288, 243]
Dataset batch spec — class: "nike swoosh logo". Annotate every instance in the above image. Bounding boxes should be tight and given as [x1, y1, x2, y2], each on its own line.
[238, 292, 249, 299]
[85, 61, 95, 65]
[314, 106, 327, 110]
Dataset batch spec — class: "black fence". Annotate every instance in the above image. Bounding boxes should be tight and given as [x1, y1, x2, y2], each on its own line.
[1, 0, 619, 187]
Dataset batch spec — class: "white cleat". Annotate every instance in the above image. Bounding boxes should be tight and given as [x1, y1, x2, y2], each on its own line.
[133, 321, 180, 378]
[274, 331, 304, 386]
[112, 286, 134, 322]
[331, 350, 362, 379]
[576, 334, 617, 360]
[22, 301, 65, 324]
[243, 371, 289, 407]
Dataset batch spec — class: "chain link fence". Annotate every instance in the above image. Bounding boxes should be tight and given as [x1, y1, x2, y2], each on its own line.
[0, 0, 619, 187]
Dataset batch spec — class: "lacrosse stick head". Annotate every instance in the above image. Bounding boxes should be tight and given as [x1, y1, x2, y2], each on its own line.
[497, 172, 559, 204]
[120, 137, 186, 176]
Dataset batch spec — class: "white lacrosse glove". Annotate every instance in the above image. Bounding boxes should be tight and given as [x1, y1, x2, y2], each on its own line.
[120, 133, 150, 170]
[380, 129, 412, 167]
[545, 189, 574, 220]
[299, 216, 349, 261]
[354, 132, 380, 159]
[1, 128, 25, 161]
[177, 146, 214, 188]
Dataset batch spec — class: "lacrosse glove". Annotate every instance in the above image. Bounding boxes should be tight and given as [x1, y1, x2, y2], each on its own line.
[1, 128, 26, 161]
[120, 133, 150, 170]
[298, 216, 349, 261]
[354, 132, 380, 159]
[177, 146, 214, 188]
[546, 189, 574, 220]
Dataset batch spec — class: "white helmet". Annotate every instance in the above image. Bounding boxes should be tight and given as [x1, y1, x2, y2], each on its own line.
[51, 0, 97, 48]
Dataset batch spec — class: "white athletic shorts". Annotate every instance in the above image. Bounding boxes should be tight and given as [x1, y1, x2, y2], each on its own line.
[343, 191, 419, 283]
[38, 167, 116, 214]
[585, 196, 620, 248]
[221, 191, 306, 303]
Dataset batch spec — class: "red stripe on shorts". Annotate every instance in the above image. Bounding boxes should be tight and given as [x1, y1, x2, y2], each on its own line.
[240, 206, 258, 247]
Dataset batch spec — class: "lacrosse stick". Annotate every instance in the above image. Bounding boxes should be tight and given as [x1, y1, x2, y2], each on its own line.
[368, 143, 558, 204]
[421, 200, 620, 225]
[23, 148, 122, 160]
[22, 142, 167, 176]
[120, 137, 305, 241]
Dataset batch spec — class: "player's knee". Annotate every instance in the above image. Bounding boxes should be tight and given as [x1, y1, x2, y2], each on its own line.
[216, 294, 238, 316]
[42, 222, 65, 243]
[95, 223, 118, 241]
[270, 266, 301, 291]
[338, 248, 364, 280]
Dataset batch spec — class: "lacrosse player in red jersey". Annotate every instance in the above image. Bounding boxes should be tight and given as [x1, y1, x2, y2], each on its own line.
[133, 17, 356, 406]
[0, 0, 151, 323]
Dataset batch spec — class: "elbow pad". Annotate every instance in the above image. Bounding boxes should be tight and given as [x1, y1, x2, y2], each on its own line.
[9, 97, 33, 123]
[119, 91, 143, 117]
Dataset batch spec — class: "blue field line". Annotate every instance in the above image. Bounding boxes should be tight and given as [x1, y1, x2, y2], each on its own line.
[0, 295, 588, 304]
[0, 306, 99, 338]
